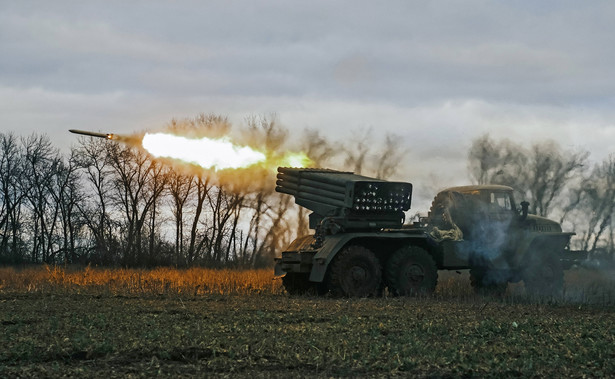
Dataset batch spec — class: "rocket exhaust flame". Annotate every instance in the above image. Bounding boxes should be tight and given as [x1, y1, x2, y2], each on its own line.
[142, 132, 266, 170]
[142, 133, 311, 171]
[69, 129, 312, 171]
[142, 132, 312, 171]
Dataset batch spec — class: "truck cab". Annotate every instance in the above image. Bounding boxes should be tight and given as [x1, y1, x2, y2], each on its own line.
[427, 185, 572, 295]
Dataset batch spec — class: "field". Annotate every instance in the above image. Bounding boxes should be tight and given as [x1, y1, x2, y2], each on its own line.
[1, 266, 615, 377]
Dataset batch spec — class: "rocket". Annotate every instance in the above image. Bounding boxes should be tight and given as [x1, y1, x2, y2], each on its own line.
[69, 129, 116, 140]
[69, 129, 142, 145]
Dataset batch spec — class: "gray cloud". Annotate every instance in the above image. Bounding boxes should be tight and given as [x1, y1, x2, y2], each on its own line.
[1, 0, 615, 211]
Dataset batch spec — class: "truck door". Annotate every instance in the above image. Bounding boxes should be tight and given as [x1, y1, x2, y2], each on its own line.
[484, 191, 517, 254]
[488, 191, 515, 224]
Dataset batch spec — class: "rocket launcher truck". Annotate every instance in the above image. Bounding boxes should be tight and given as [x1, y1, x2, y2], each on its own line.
[274, 167, 576, 297]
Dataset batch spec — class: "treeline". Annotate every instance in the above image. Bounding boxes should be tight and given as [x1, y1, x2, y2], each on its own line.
[468, 135, 615, 256]
[0, 114, 401, 267]
[2, 115, 612, 267]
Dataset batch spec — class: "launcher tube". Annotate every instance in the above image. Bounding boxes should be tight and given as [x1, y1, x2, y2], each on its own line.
[278, 176, 346, 194]
[276, 186, 346, 208]
[275, 180, 346, 201]
[295, 186, 346, 202]
[294, 192, 346, 208]
[299, 172, 383, 187]
[279, 172, 348, 187]
[277, 167, 370, 188]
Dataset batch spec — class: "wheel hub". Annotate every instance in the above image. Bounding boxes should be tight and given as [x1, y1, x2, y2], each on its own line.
[403, 264, 424, 283]
[350, 266, 367, 282]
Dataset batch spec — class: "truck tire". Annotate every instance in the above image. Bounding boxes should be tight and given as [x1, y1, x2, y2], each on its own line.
[470, 268, 507, 297]
[386, 245, 438, 296]
[327, 245, 382, 297]
[523, 251, 564, 298]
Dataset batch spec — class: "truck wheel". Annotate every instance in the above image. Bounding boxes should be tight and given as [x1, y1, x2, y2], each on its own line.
[470, 268, 507, 297]
[282, 273, 312, 296]
[386, 246, 438, 296]
[327, 245, 382, 297]
[523, 252, 564, 298]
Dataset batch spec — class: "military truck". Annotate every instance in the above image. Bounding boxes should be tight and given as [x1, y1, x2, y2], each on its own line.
[274, 167, 574, 297]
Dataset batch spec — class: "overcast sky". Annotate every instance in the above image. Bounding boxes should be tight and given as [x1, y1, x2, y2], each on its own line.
[2, 1, 615, 209]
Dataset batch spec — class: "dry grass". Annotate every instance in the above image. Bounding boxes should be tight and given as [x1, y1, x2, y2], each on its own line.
[562, 267, 615, 305]
[2, 265, 615, 305]
[0, 265, 284, 297]
[436, 268, 615, 306]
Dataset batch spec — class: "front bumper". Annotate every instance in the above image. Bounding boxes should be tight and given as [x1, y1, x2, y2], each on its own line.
[274, 251, 317, 276]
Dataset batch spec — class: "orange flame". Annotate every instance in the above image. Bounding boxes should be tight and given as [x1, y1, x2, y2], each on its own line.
[141, 132, 311, 171]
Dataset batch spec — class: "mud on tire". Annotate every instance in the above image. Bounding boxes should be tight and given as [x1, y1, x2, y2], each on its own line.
[385, 245, 438, 296]
[327, 245, 382, 297]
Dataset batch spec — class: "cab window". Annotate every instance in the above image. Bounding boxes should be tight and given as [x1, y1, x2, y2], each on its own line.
[490, 192, 512, 210]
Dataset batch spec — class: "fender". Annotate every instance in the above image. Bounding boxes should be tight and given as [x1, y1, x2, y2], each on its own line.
[309, 231, 430, 282]
[511, 231, 574, 268]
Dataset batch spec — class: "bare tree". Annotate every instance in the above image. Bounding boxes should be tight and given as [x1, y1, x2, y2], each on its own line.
[253, 194, 295, 267]
[168, 170, 194, 266]
[107, 144, 166, 266]
[205, 186, 245, 265]
[186, 173, 213, 264]
[576, 156, 615, 252]
[167, 113, 232, 139]
[468, 134, 587, 218]
[341, 129, 406, 180]
[374, 133, 405, 180]
[0, 133, 25, 262]
[527, 142, 588, 217]
[20, 134, 61, 263]
[468, 134, 527, 190]
[145, 161, 169, 265]
[343, 129, 371, 174]
[239, 115, 298, 267]
[48, 149, 83, 263]
[74, 138, 120, 264]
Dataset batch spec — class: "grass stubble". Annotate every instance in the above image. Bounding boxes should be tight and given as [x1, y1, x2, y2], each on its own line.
[0, 266, 614, 378]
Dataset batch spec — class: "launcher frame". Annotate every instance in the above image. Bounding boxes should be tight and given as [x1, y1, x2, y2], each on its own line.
[275, 167, 413, 233]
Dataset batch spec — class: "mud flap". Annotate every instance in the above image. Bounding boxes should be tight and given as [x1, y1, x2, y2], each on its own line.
[274, 261, 286, 277]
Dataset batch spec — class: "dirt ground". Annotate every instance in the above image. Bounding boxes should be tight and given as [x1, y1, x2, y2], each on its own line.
[2, 288, 614, 377]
